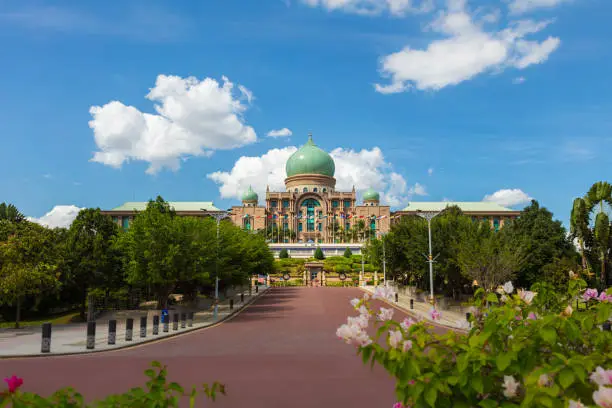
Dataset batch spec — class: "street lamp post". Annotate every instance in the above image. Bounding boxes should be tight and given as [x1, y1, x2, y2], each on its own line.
[207, 210, 230, 320]
[415, 211, 441, 304]
[380, 232, 387, 287]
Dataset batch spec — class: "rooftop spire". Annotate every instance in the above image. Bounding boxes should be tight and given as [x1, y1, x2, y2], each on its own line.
[307, 132, 314, 145]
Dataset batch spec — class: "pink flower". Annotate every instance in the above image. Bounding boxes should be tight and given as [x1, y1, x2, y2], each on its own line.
[402, 340, 413, 352]
[538, 374, 551, 387]
[377, 307, 394, 321]
[392, 403, 405, 408]
[408, 380, 415, 385]
[430, 309, 441, 320]
[590, 367, 612, 387]
[373, 286, 396, 302]
[593, 386, 612, 408]
[3, 376, 23, 393]
[400, 317, 416, 331]
[568, 401, 585, 408]
[599, 292, 611, 303]
[584, 288, 599, 302]
[528, 312, 537, 320]
[515, 315, 523, 321]
[388, 330, 403, 349]
[502, 376, 519, 398]
[518, 289, 536, 305]
[350, 298, 361, 308]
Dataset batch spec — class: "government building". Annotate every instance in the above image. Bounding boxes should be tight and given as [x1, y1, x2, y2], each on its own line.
[101, 134, 520, 257]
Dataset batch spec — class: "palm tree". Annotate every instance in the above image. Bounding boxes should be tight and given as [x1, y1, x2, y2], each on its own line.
[0, 202, 25, 223]
[570, 197, 591, 274]
[584, 181, 612, 286]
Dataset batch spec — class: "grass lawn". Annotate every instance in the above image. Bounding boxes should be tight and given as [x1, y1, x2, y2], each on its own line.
[0, 311, 84, 329]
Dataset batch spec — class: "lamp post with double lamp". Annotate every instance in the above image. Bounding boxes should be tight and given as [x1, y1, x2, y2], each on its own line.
[205, 210, 231, 320]
[415, 210, 441, 304]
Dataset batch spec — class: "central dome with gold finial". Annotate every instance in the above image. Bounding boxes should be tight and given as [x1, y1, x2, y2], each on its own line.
[286, 133, 335, 178]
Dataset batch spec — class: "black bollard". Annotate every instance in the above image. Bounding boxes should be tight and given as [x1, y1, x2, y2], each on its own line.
[255, 285, 259, 293]
[173, 313, 179, 331]
[140, 316, 147, 338]
[604, 321, 611, 331]
[230, 299, 234, 310]
[466, 312, 471, 321]
[410, 299, 414, 310]
[125, 318, 133, 341]
[395, 293, 399, 303]
[188, 312, 194, 327]
[152, 315, 160, 335]
[163, 314, 169, 333]
[241, 293, 244, 303]
[108, 320, 117, 345]
[181, 313, 186, 329]
[41, 322, 52, 353]
[86, 321, 96, 350]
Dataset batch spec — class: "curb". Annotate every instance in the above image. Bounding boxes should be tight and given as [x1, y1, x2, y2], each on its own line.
[0, 288, 270, 360]
[359, 287, 469, 334]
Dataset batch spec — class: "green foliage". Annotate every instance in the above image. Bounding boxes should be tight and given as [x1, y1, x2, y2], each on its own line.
[0, 203, 25, 223]
[343, 247, 353, 258]
[348, 276, 612, 408]
[0, 361, 225, 407]
[278, 248, 289, 259]
[314, 247, 325, 260]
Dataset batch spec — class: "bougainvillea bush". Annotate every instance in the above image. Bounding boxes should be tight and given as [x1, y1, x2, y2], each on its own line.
[337, 274, 612, 407]
[0, 361, 224, 407]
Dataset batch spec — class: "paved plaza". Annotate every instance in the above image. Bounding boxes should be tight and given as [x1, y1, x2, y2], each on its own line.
[0, 287, 452, 407]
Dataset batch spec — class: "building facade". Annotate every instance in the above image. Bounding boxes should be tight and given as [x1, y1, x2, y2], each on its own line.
[230, 134, 391, 243]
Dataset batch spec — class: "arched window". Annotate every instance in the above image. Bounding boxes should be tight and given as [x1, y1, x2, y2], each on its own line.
[301, 199, 320, 232]
[313, 187, 318, 192]
[303, 187, 308, 192]
[294, 188, 298, 193]
[322, 188, 327, 192]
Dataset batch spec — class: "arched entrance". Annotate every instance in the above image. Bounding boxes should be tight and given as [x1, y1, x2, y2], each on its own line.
[304, 262, 325, 286]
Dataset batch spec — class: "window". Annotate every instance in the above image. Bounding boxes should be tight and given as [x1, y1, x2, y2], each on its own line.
[332, 200, 339, 208]
[370, 219, 376, 232]
[112, 216, 118, 223]
[122, 217, 130, 230]
[344, 200, 351, 207]
[313, 187, 318, 192]
[271, 201, 277, 207]
[318, 210, 323, 217]
[283, 222, 289, 231]
[301, 199, 319, 232]
[282, 200, 289, 208]
[303, 187, 308, 192]
[493, 218, 500, 232]
[318, 223, 322, 231]
[318, 239, 322, 244]
[471, 217, 477, 222]
[298, 223, 303, 232]
[294, 188, 298, 193]
[346, 222, 350, 230]
[244, 219, 251, 231]
[322, 188, 327, 192]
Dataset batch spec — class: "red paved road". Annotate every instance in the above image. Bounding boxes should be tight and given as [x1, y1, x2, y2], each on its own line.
[0, 287, 442, 407]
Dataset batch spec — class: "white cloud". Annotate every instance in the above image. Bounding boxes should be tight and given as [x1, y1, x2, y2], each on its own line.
[508, 0, 570, 14]
[267, 128, 293, 138]
[483, 188, 533, 207]
[375, 0, 560, 92]
[301, 0, 434, 15]
[27, 205, 83, 229]
[427, 167, 433, 176]
[207, 145, 414, 208]
[408, 182, 427, 196]
[512, 76, 526, 84]
[89, 74, 257, 175]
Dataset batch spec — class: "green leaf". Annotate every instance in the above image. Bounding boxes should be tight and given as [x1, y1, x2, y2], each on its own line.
[540, 327, 557, 344]
[472, 376, 484, 394]
[424, 387, 438, 407]
[596, 304, 609, 324]
[478, 399, 498, 408]
[558, 368, 575, 389]
[496, 352, 513, 371]
[486, 292, 499, 304]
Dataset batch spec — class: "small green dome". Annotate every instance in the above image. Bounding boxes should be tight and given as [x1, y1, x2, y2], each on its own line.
[363, 188, 380, 201]
[242, 185, 258, 202]
[286, 134, 335, 178]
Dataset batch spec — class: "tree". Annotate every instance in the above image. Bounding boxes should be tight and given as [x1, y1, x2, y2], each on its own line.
[455, 224, 523, 293]
[503, 200, 576, 289]
[0, 202, 25, 223]
[63, 208, 122, 320]
[0, 222, 60, 328]
[279, 248, 289, 259]
[314, 247, 325, 260]
[343, 247, 352, 258]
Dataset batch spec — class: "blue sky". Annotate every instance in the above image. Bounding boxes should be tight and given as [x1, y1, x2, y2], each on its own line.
[0, 0, 610, 228]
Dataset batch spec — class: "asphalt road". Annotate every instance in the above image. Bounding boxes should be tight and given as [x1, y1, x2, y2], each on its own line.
[0, 287, 445, 407]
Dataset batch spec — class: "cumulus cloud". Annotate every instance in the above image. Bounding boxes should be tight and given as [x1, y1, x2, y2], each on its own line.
[301, 0, 434, 16]
[27, 205, 83, 229]
[508, 0, 570, 14]
[483, 188, 533, 207]
[89, 75, 257, 174]
[207, 145, 419, 208]
[267, 128, 293, 138]
[375, 0, 560, 92]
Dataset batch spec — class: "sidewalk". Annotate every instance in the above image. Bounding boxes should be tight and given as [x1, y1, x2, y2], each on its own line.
[361, 286, 470, 331]
[0, 287, 269, 358]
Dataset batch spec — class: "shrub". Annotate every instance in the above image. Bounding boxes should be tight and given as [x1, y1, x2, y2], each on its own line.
[279, 248, 289, 259]
[344, 248, 353, 258]
[314, 247, 325, 260]
[337, 275, 612, 408]
[1, 361, 224, 407]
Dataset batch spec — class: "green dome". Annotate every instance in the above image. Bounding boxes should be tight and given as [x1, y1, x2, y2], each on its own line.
[363, 188, 380, 201]
[241, 185, 258, 202]
[286, 134, 335, 178]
